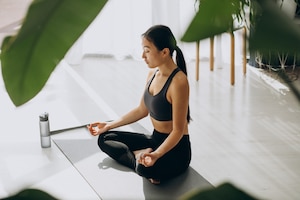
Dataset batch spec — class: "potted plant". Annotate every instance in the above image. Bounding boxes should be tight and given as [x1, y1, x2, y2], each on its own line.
[1, 0, 299, 106]
[181, 0, 300, 100]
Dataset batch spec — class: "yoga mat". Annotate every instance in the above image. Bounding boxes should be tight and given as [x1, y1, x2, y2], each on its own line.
[52, 126, 213, 200]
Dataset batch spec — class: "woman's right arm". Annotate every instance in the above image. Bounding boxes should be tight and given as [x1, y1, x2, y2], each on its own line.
[88, 69, 155, 136]
[107, 69, 155, 130]
[108, 98, 149, 130]
[88, 98, 149, 136]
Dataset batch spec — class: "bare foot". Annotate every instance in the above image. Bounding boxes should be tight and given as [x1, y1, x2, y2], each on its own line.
[149, 178, 160, 185]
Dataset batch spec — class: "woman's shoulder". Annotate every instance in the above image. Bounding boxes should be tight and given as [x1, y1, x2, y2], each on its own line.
[170, 70, 189, 91]
[146, 68, 158, 81]
[167, 70, 189, 102]
[174, 70, 188, 84]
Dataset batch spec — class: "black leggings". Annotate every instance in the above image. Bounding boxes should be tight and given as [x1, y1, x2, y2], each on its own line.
[98, 129, 191, 181]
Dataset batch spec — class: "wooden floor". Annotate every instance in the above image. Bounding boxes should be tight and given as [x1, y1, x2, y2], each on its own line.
[1, 1, 300, 198]
[1, 1, 300, 199]
[67, 55, 300, 200]
[0, 55, 299, 199]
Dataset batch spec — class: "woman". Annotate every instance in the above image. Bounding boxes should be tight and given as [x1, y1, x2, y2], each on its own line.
[88, 25, 191, 184]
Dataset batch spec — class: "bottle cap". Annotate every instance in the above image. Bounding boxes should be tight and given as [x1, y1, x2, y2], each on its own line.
[39, 112, 49, 121]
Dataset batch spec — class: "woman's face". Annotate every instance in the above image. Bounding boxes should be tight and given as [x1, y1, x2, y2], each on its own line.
[141, 37, 164, 68]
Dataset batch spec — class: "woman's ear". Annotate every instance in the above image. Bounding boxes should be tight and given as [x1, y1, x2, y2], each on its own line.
[162, 48, 170, 56]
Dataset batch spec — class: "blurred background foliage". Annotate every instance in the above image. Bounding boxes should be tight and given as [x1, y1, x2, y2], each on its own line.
[182, 0, 300, 101]
[0, 0, 299, 106]
[182, 0, 300, 54]
[0, 0, 107, 106]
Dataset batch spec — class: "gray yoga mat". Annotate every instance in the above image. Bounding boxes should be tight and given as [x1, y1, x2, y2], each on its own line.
[52, 126, 213, 200]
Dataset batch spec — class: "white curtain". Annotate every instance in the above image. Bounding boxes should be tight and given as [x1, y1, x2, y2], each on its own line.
[65, 0, 243, 65]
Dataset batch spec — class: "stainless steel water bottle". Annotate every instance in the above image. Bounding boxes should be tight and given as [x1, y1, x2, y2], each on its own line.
[39, 112, 51, 148]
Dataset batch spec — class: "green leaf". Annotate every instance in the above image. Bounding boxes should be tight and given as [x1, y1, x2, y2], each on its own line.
[181, 0, 240, 42]
[0, 0, 107, 106]
[181, 0, 300, 56]
[181, 182, 257, 200]
[249, 0, 300, 54]
[5, 189, 57, 200]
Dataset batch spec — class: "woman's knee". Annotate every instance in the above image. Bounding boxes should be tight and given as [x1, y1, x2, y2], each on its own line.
[97, 132, 113, 151]
[97, 133, 105, 149]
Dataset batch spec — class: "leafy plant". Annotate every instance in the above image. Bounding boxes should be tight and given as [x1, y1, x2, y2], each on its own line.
[182, 0, 250, 41]
[182, 0, 300, 54]
[182, 0, 300, 101]
[249, 0, 300, 54]
[0, 0, 107, 106]
[1, 0, 300, 106]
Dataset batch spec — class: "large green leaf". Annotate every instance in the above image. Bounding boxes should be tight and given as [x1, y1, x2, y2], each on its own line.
[0, 0, 107, 106]
[181, 0, 242, 42]
[181, 0, 300, 55]
[181, 182, 257, 200]
[249, 0, 300, 54]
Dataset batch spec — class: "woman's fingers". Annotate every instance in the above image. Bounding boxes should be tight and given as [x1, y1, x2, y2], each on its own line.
[87, 121, 110, 136]
[87, 125, 92, 133]
[87, 123, 101, 136]
[90, 122, 101, 127]
[138, 153, 153, 167]
[143, 156, 152, 166]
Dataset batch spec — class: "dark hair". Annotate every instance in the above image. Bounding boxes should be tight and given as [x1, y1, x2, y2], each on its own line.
[142, 25, 187, 76]
[142, 25, 191, 123]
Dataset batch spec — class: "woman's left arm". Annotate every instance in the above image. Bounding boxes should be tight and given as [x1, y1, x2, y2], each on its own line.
[139, 73, 189, 167]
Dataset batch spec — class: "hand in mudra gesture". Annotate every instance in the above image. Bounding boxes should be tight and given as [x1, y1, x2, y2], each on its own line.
[136, 150, 160, 167]
[87, 122, 109, 136]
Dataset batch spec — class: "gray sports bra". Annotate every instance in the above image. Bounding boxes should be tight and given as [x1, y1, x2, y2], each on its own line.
[143, 68, 180, 121]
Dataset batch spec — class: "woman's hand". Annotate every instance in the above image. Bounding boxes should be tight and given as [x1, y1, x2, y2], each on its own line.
[137, 151, 160, 167]
[87, 122, 109, 136]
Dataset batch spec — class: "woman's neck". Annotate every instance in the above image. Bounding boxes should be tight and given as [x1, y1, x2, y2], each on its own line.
[157, 59, 177, 76]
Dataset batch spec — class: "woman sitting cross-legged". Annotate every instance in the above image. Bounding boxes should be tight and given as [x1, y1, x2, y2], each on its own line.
[88, 24, 191, 184]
